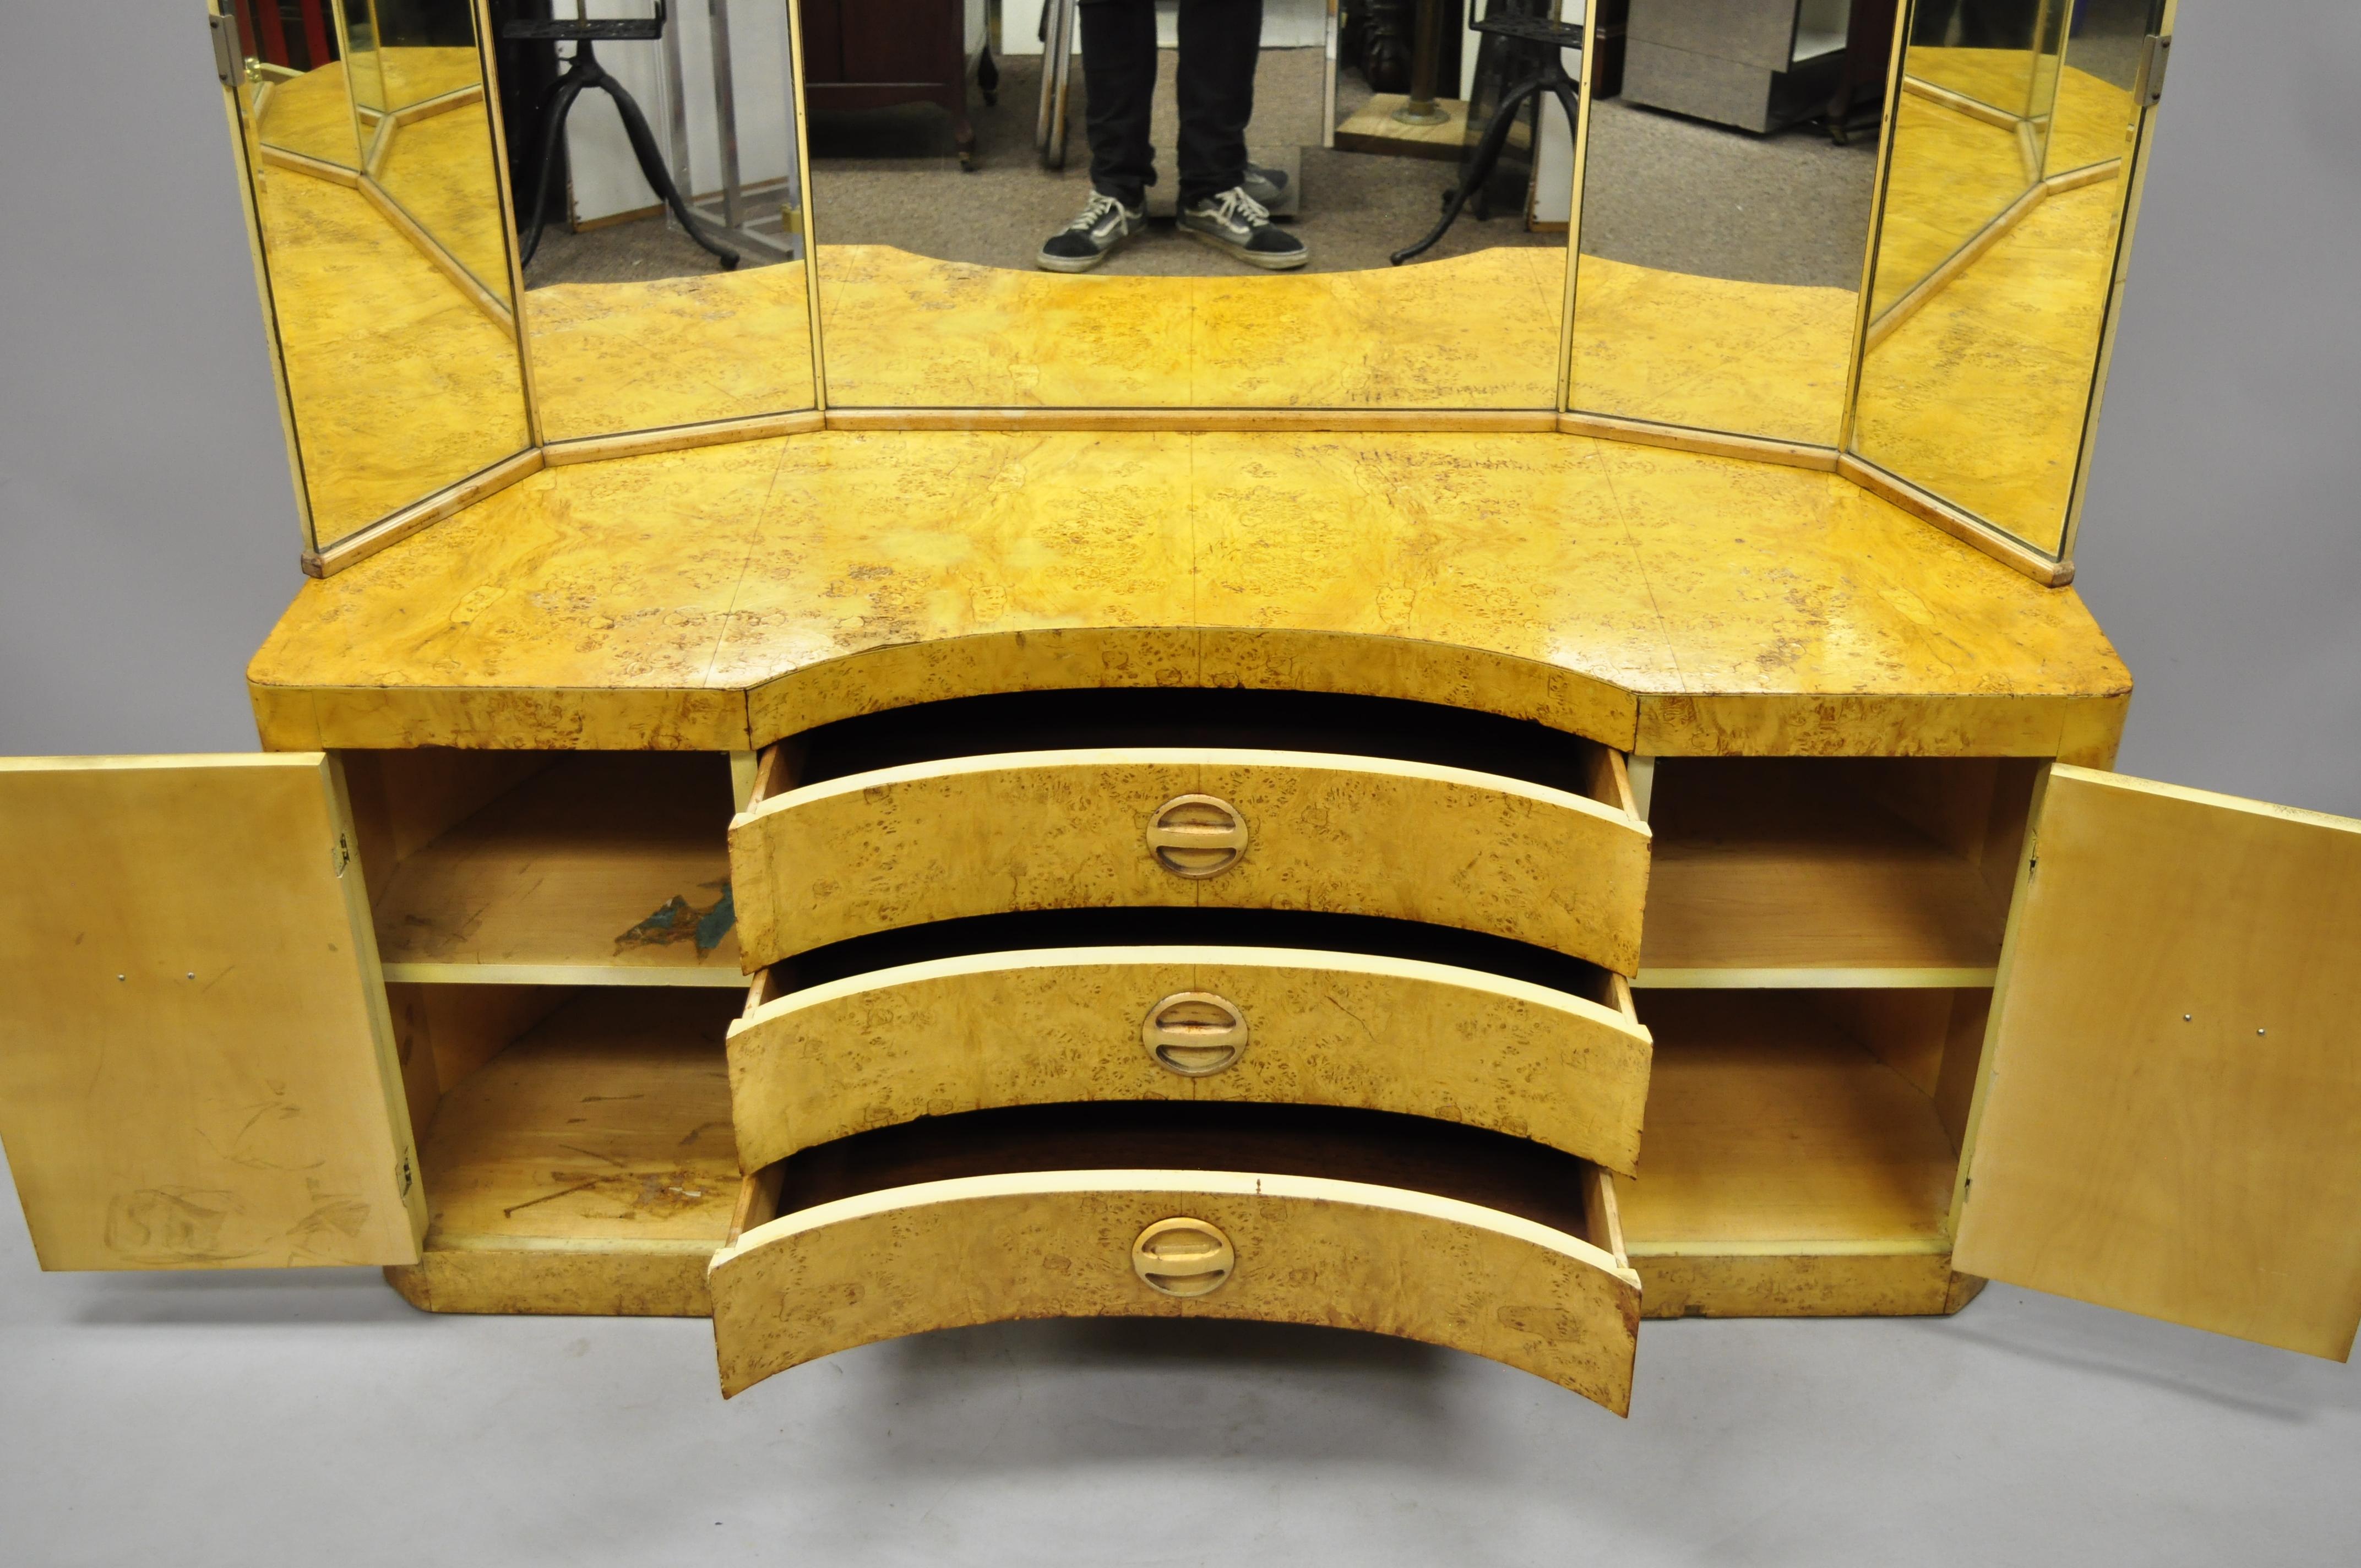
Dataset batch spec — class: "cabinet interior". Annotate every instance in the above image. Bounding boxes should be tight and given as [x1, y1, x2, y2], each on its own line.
[346, 727, 2032, 1292]
[1617, 988, 1988, 1259]
[735, 1100, 1623, 1262]
[344, 748, 744, 985]
[1640, 755, 2037, 984]
[388, 985, 741, 1259]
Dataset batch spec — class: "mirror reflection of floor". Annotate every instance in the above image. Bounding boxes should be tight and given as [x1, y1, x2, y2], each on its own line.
[533, 52, 1567, 284]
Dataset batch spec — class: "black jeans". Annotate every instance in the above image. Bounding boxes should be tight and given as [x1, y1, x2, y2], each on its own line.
[1080, 0, 1262, 209]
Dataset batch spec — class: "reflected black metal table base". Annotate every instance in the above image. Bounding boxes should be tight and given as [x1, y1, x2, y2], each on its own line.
[1391, 17, 1581, 267]
[508, 20, 740, 272]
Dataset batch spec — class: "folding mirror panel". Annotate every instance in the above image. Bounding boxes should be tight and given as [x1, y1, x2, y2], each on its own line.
[1847, 0, 2170, 564]
[219, 1, 2165, 578]
[222, 0, 534, 560]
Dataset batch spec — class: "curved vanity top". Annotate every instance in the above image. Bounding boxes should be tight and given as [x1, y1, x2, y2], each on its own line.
[247, 427, 2131, 760]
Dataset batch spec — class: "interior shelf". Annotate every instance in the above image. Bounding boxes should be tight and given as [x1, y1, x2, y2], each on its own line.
[414, 988, 744, 1253]
[1637, 758, 2022, 986]
[369, 752, 746, 986]
[1614, 990, 1961, 1254]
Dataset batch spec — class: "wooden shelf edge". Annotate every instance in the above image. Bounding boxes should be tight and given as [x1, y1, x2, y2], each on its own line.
[383, 962, 752, 988]
[1635, 967, 1998, 990]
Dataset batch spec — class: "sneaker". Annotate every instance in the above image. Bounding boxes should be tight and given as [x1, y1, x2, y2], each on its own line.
[1178, 187, 1308, 271]
[1036, 192, 1145, 273]
[1242, 162, 1289, 209]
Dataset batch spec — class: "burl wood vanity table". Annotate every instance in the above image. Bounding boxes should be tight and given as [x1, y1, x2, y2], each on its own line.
[6, 1, 2357, 1422]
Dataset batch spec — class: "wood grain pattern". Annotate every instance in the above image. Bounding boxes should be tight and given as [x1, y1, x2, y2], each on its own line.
[385, 989, 741, 1315]
[1617, 992, 1959, 1254]
[1635, 1253, 1964, 1318]
[728, 946, 1653, 1172]
[526, 262, 817, 443]
[371, 752, 744, 984]
[0, 755, 424, 1270]
[814, 245, 1564, 410]
[1955, 766, 2361, 1360]
[1639, 759, 2010, 982]
[728, 747, 1649, 971]
[246, 429, 2131, 758]
[1568, 254, 1858, 449]
[709, 1170, 1641, 1411]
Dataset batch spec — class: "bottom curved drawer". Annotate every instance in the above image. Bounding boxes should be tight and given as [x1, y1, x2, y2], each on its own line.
[708, 1104, 1642, 1413]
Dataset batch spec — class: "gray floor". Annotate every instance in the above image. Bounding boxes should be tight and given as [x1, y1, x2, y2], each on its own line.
[5, 1178, 2356, 1567]
[534, 58, 1876, 293]
[534, 52, 1568, 285]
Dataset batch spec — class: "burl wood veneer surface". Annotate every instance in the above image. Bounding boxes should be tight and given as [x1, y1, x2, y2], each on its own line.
[248, 428, 2130, 757]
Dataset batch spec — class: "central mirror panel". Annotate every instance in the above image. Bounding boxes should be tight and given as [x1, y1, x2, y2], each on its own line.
[1564, 0, 1889, 451]
[502, 0, 818, 443]
[803, 0, 1574, 411]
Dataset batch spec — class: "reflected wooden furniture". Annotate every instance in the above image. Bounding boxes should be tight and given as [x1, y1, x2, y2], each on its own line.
[3, 426, 2358, 1418]
[1622, 0, 1860, 134]
[798, 0, 990, 168]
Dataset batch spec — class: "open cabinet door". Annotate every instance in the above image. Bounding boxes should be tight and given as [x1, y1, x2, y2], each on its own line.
[1954, 765, 2361, 1359]
[0, 755, 425, 1270]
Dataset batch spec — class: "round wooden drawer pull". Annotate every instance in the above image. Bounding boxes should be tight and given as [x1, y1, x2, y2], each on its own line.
[1143, 991, 1249, 1076]
[1146, 793, 1248, 878]
[1131, 1218, 1236, 1298]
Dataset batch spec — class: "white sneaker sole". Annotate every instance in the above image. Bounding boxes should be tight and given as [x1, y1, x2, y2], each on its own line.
[1035, 227, 1139, 274]
[1180, 223, 1308, 271]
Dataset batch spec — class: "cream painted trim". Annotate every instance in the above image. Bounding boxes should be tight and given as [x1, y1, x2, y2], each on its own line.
[715, 1167, 1640, 1289]
[1836, 455, 2074, 587]
[422, 1232, 723, 1255]
[302, 447, 544, 578]
[820, 407, 1560, 433]
[1635, 966, 1998, 989]
[543, 410, 826, 466]
[381, 962, 750, 988]
[1557, 411, 1841, 472]
[1623, 1235, 1954, 1259]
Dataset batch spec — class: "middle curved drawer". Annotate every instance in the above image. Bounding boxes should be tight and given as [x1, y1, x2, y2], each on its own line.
[729, 748, 1652, 973]
[727, 944, 1653, 1174]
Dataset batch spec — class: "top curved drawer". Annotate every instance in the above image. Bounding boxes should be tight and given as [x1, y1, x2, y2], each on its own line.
[731, 745, 1651, 973]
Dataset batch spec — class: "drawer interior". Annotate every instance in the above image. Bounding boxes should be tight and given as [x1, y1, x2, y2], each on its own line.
[1615, 988, 1987, 1257]
[734, 1100, 1624, 1263]
[344, 749, 744, 984]
[765, 688, 1634, 809]
[762, 905, 1620, 1008]
[389, 985, 743, 1257]
[1639, 756, 2037, 983]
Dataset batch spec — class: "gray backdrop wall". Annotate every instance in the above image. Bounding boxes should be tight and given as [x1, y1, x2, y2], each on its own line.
[1, 7, 2355, 1567]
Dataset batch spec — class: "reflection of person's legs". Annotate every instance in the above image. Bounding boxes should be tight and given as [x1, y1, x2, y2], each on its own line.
[1038, 1, 1155, 271]
[1175, 0, 1260, 206]
[1174, 0, 1304, 268]
[1082, 0, 1159, 209]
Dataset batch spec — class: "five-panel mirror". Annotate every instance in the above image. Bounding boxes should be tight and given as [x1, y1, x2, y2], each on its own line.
[216, 0, 2169, 575]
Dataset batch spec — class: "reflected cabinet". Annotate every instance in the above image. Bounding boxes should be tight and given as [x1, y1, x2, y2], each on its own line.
[14, 2, 2359, 1422]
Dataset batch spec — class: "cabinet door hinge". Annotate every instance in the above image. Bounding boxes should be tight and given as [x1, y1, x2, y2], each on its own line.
[2136, 33, 2172, 107]
[209, 13, 241, 87]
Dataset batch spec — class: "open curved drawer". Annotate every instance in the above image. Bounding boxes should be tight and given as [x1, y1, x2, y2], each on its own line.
[728, 932, 1651, 1175]
[728, 691, 1649, 974]
[710, 1102, 1642, 1413]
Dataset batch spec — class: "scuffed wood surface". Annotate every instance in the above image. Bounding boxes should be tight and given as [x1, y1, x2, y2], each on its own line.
[815, 245, 1565, 410]
[249, 429, 2130, 758]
